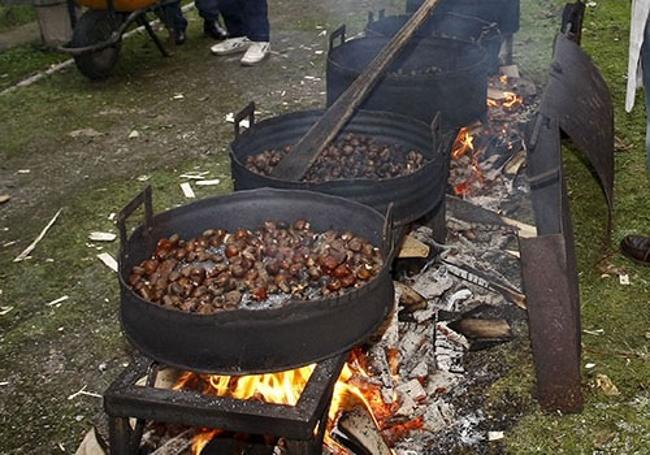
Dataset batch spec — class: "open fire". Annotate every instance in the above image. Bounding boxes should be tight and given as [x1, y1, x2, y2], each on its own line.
[450, 74, 531, 198]
[173, 349, 424, 454]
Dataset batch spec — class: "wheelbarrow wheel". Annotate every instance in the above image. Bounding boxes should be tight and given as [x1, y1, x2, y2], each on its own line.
[72, 10, 123, 80]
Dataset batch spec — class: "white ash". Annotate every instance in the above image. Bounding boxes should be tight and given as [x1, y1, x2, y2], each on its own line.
[444, 288, 473, 312]
[408, 361, 428, 380]
[396, 379, 427, 402]
[421, 400, 455, 433]
[412, 307, 436, 323]
[411, 267, 454, 300]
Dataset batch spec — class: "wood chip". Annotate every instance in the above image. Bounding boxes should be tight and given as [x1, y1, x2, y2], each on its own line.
[179, 171, 209, 180]
[88, 232, 116, 242]
[0, 306, 14, 316]
[150, 429, 194, 455]
[398, 235, 430, 258]
[499, 64, 520, 78]
[97, 253, 118, 272]
[395, 282, 427, 312]
[74, 427, 107, 455]
[487, 87, 510, 100]
[180, 182, 195, 199]
[195, 179, 221, 186]
[0, 194, 10, 204]
[488, 431, 505, 441]
[14, 209, 62, 262]
[338, 406, 392, 455]
[501, 216, 537, 238]
[68, 128, 103, 138]
[46, 295, 70, 307]
[454, 318, 512, 340]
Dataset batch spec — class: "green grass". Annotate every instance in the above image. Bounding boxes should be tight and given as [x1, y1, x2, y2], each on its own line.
[502, 1, 650, 453]
[0, 5, 35, 32]
[0, 43, 68, 91]
[0, 0, 648, 452]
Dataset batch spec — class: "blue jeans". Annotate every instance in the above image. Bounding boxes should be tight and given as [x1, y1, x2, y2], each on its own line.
[219, 0, 269, 42]
[643, 19, 650, 175]
[163, 0, 222, 32]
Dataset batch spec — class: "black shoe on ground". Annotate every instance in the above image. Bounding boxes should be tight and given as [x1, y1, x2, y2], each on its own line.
[204, 21, 228, 40]
[174, 29, 186, 45]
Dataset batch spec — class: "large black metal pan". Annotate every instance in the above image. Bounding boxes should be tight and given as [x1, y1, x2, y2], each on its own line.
[117, 187, 395, 375]
[230, 104, 447, 227]
[365, 11, 502, 74]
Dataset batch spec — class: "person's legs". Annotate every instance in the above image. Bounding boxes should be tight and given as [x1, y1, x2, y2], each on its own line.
[239, 0, 269, 65]
[642, 18, 650, 175]
[160, 0, 187, 44]
[242, 0, 270, 42]
[210, 0, 251, 55]
[196, 0, 227, 39]
[217, 0, 246, 38]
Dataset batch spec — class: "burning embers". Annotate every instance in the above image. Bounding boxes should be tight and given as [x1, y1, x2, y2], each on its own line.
[128, 220, 383, 314]
[245, 133, 427, 182]
[173, 365, 316, 453]
[450, 74, 535, 198]
[172, 349, 427, 454]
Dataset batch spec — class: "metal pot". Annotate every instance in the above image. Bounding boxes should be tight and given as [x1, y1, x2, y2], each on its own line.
[118, 187, 395, 374]
[365, 11, 502, 74]
[406, 0, 520, 35]
[229, 104, 448, 227]
[326, 27, 488, 127]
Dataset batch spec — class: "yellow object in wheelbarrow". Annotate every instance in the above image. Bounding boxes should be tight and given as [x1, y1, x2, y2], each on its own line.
[60, 0, 174, 80]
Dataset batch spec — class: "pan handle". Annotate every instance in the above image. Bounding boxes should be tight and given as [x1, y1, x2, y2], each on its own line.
[328, 25, 346, 52]
[117, 185, 153, 257]
[234, 101, 256, 139]
[382, 202, 395, 258]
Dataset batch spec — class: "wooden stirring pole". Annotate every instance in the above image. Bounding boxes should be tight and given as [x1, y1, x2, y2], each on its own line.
[271, 0, 444, 181]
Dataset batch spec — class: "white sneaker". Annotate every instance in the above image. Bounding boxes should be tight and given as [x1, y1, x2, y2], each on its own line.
[240, 41, 270, 66]
[210, 37, 251, 56]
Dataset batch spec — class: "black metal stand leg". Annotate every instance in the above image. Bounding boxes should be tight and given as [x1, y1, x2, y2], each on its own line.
[109, 417, 133, 455]
[137, 15, 170, 57]
[430, 200, 446, 244]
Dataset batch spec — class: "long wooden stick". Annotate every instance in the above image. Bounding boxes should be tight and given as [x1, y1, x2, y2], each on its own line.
[271, 0, 443, 180]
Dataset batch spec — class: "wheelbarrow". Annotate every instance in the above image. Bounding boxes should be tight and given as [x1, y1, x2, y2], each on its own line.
[59, 0, 176, 80]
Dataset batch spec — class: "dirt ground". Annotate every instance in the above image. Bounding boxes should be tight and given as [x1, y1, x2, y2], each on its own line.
[0, 1, 565, 453]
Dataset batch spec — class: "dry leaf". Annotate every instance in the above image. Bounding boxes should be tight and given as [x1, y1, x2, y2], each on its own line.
[595, 374, 620, 396]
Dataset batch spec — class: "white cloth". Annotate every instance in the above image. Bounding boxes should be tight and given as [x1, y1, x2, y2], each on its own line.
[626, 0, 650, 113]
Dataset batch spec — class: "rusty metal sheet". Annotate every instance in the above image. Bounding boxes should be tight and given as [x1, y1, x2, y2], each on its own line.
[523, 114, 583, 412]
[540, 32, 614, 234]
[519, 234, 583, 413]
[561, 1, 585, 45]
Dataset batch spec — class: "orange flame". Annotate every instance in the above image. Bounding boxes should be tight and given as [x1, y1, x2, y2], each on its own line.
[452, 127, 475, 160]
[487, 91, 523, 110]
[173, 349, 422, 454]
[502, 92, 523, 109]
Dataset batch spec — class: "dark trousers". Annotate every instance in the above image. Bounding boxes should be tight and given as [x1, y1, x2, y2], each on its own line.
[162, 1, 187, 32]
[163, 0, 222, 32]
[219, 0, 269, 42]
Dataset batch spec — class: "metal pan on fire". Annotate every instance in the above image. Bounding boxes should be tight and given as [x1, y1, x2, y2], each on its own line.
[117, 187, 395, 375]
